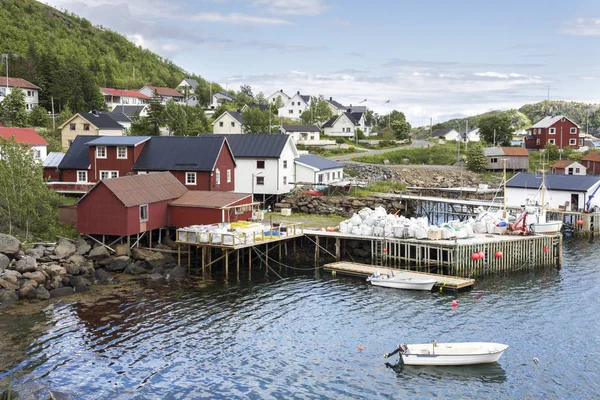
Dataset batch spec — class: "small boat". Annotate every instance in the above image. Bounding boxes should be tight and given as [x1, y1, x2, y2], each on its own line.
[367, 271, 436, 291]
[528, 169, 562, 235]
[385, 341, 509, 366]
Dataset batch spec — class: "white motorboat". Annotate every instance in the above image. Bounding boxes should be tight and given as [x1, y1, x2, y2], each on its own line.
[385, 342, 509, 366]
[528, 169, 562, 235]
[366, 271, 436, 291]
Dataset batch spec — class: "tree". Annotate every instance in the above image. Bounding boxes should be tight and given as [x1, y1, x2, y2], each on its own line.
[0, 88, 28, 127]
[336, 137, 345, 148]
[391, 119, 411, 140]
[55, 105, 74, 129]
[255, 91, 268, 105]
[186, 105, 211, 134]
[236, 84, 254, 107]
[544, 143, 559, 162]
[465, 142, 487, 172]
[478, 113, 513, 146]
[505, 109, 531, 131]
[28, 105, 50, 128]
[147, 90, 164, 135]
[242, 107, 270, 134]
[300, 96, 334, 126]
[129, 114, 157, 136]
[194, 82, 212, 107]
[163, 100, 187, 136]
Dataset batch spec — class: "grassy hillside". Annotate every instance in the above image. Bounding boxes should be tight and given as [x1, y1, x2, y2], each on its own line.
[0, 0, 218, 112]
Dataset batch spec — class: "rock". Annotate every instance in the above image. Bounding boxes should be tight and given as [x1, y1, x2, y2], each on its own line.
[0, 254, 9, 271]
[163, 238, 177, 249]
[144, 252, 165, 269]
[96, 256, 114, 267]
[108, 256, 130, 272]
[23, 271, 46, 284]
[88, 246, 110, 261]
[0, 289, 19, 306]
[43, 264, 67, 279]
[25, 246, 46, 260]
[131, 247, 154, 260]
[124, 262, 146, 275]
[0, 279, 19, 291]
[67, 254, 86, 265]
[45, 276, 63, 291]
[27, 287, 51, 301]
[114, 243, 130, 257]
[1, 269, 21, 284]
[78, 261, 95, 275]
[0, 234, 20, 256]
[15, 256, 38, 273]
[76, 242, 92, 256]
[63, 263, 81, 276]
[50, 287, 74, 298]
[19, 279, 39, 298]
[151, 266, 164, 275]
[54, 238, 76, 259]
[74, 282, 89, 293]
[69, 275, 93, 289]
[167, 265, 187, 280]
[150, 273, 163, 280]
[94, 269, 113, 284]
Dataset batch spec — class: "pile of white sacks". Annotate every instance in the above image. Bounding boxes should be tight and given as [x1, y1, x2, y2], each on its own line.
[339, 206, 511, 240]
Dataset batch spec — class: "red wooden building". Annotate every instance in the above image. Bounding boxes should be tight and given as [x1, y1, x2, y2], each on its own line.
[524, 115, 582, 150]
[86, 136, 150, 182]
[581, 152, 600, 175]
[169, 191, 252, 227]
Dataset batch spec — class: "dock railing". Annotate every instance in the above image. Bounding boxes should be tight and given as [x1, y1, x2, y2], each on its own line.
[176, 222, 304, 247]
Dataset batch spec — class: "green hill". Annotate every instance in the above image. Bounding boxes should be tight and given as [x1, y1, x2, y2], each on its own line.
[0, 0, 219, 112]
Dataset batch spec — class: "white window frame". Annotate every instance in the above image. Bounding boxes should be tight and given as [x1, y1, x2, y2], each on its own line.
[257, 160, 265, 169]
[536, 139, 541, 145]
[231, 122, 235, 127]
[117, 146, 128, 159]
[579, 139, 584, 146]
[576, 168, 580, 173]
[549, 128, 556, 134]
[227, 169, 231, 183]
[548, 139, 555, 145]
[33, 149, 41, 160]
[490, 157, 498, 163]
[256, 176, 265, 186]
[283, 176, 287, 185]
[215, 168, 221, 185]
[186, 172, 197, 185]
[137, 171, 148, 175]
[140, 204, 148, 222]
[318, 174, 323, 183]
[570, 127, 577, 134]
[283, 160, 288, 169]
[96, 146, 107, 159]
[100, 171, 119, 180]
[569, 139, 576, 145]
[77, 170, 88, 183]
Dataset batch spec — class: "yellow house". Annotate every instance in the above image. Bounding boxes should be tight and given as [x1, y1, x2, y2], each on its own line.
[60, 112, 124, 149]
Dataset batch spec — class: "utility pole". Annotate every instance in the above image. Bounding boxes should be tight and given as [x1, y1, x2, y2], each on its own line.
[51, 96, 56, 131]
[4, 54, 8, 92]
[493, 128, 496, 147]
[430, 117, 432, 136]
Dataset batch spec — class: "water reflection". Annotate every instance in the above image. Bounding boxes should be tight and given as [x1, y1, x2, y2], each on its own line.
[385, 358, 507, 383]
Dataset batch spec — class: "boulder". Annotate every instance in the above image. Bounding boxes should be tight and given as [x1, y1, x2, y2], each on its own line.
[45, 276, 63, 291]
[78, 261, 95, 275]
[25, 246, 46, 260]
[50, 287, 74, 298]
[131, 247, 154, 260]
[43, 264, 67, 279]
[27, 287, 51, 301]
[167, 265, 187, 280]
[54, 238, 76, 259]
[151, 266, 164, 275]
[0, 234, 20, 256]
[150, 273, 164, 280]
[63, 263, 81, 276]
[15, 256, 38, 273]
[94, 269, 113, 284]
[124, 262, 146, 275]
[96, 256, 114, 267]
[108, 256, 130, 272]
[1, 269, 21, 284]
[164, 238, 177, 249]
[67, 254, 86, 265]
[69, 275, 93, 289]
[19, 279, 38, 298]
[144, 252, 165, 269]
[163, 254, 177, 266]
[23, 271, 46, 284]
[74, 282, 89, 293]
[76, 241, 92, 256]
[88, 246, 110, 261]
[0, 254, 9, 271]
[0, 279, 19, 291]
[114, 243, 130, 257]
[0, 289, 19, 306]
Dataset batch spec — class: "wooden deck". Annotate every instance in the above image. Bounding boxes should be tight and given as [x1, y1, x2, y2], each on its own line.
[323, 261, 475, 291]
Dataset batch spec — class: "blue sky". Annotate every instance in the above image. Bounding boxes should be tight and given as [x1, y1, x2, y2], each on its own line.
[43, 0, 600, 126]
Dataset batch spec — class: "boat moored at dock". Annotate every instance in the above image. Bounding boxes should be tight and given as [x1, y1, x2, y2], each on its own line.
[366, 271, 436, 291]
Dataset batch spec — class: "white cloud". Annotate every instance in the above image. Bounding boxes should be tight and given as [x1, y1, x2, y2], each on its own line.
[249, 0, 327, 15]
[560, 18, 600, 36]
[127, 34, 181, 55]
[189, 12, 292, 25]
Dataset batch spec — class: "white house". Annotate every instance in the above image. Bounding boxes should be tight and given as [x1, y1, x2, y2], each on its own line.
[431, 128, 460, 141]
[325, 97, 347, 115]
[215, 134, 298, 200]
[295, 154, 344, 185]
[0, 77, 40, 112]
[505, 172, 600, 212]
[210, 91, 236, 109]
[100, 88, 149, 110]
[212, 111, 244, 134]
[139, 86, 184, 104]
[0, 127, 48, 162]
[551, 160, 586, 176]
[278, 91, 310, 120]
[102, 111, 132, 130]
[176, 78, 199, 106]
[115, 105, 148, 118]
[460, 128, 481, 142]
[268, 89, 290, 106]
[322, 111, 371, 137]
[279, 124, 321, 144]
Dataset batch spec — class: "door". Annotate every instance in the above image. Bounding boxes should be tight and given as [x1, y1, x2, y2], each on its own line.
[571, 194, 579, 211]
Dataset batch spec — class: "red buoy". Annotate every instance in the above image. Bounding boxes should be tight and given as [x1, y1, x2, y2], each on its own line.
[383, 248, 388, 253]
[452, 300, 458, 307]
[478, 251, 485, 259]
[495, 251, 503, 258]
[471, 253, 480, 261]
[544, 245, 549, 253]
[577, 219, 584, 226]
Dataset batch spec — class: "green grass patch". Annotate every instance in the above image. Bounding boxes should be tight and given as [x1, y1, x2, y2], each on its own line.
[353, 143, 460, 165]
[298, 145, 366, 158]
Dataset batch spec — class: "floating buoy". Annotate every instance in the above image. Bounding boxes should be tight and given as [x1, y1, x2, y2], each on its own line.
[478, 251, 485, 259]
[495, 251, 503, 258]
[577, 219, 584, 226]
[544, 245, 549, 253]
[471, 253, 480, 261]
[533, 357, 539, 364]
[452, 300, 458, 308]
[358, 345, 364, 351]
[383, 248, 388, 253]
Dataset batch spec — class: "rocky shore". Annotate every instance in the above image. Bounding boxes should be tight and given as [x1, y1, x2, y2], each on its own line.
[0, 234, 187, 308]
[275, 194, 404, 218]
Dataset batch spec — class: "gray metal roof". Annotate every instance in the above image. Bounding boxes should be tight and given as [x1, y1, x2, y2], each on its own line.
[183, 78, 199, 88]
[102, 111, 131, 123]
[506, 172, 600, 192]
[295, 154, 344, 171]
[58, 135, 98, 169]
[133, 136, 230, 172]
[113, 105, 147, 117]
[81, 112, 125, 130]
[228, 111, 244, 124]
[86, 136, 151, 147]
[300, 95, 311, 104]
[213, 134, 290, 158]
[530, 115, 580, 129]
[431, 128, 455, 137]
[281, 124, 320, 133]
[326, 98, 346, 110]
[43, 152, 65, 168]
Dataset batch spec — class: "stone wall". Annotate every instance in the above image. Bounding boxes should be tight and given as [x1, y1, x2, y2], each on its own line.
[275, 194, 405, 218]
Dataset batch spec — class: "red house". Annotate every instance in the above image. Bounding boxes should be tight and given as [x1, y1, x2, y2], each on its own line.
[524, 115, 582, 150]
[581, 152, 600, 175]
[169, 191, 252, 227]
[85, 136, 150, 182]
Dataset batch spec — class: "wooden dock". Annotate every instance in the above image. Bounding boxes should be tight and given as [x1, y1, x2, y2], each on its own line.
[323, 261, 475, 291]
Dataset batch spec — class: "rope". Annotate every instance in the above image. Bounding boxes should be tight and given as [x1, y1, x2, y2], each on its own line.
[303, 235, 337, 258]
[252, 245, 320, 271]
[252, 246, 284, 280]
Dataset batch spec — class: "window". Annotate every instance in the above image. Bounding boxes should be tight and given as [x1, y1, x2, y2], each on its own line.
[77, 171, 88, 183]
[570, 127, 577, 134]
[186, 172, 197, 185]
[283, 160, 288, 169]
[289, 110, 293, 114]
[83, 124, 90, 131]
[283, 176, 287, 185]
[576, 168, 580, 173]
[327, 172, 330, 181]
[140, 204, 148, 222]
[536, 139, 540, 145]
[215, 168, 221, 185]
[27, 90, 33, 97]
[338, 171, 341, 178]
[256, 176, 265, 185]
[69, 123, 76, 131]
[96, 146, 107, 158]
[257, 160, 265, 169]
[318, 174, 323, 183]
[117, 146, 127, 159]
[548, 139, 555, 145]
[291, 102, 295, 106]
[100, 171, 118, 180]
[491, 157, 498, 163]
[219, 122, 224, 127]
[33, 149, 41, 160]
[137, 171, 148, 175]
[579, 139, 584, 146]
[231, 122, 235, 127]
[549, 128, 555, 134]
[569, 139, 576, 145]
[310, 135, 315, 140]
[227, 169, 231, 183]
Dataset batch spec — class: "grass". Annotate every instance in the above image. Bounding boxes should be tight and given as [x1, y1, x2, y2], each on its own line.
[353, 181, 407, 196]
[271, 212, 346, 229]
[297, 145, 366, 157]
[353, 143, 461, 165]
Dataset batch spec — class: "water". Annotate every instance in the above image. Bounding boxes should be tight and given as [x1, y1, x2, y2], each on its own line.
[1, 238, 599, 399]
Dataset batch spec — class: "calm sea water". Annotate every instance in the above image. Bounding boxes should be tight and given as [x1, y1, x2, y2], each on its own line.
[1, 237, 599, 399]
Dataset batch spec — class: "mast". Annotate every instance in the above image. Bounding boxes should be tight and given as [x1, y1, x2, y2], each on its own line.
[503, 158, 507, 218]
[541, 167, 546, 218]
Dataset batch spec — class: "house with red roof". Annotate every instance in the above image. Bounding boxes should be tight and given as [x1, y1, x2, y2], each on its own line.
[581, 152, 600, 175]
[0, 127, 48, 161]
[139, 85, 184, 104]
[0, 76, 41, 112]
[100, 88, 150, 111]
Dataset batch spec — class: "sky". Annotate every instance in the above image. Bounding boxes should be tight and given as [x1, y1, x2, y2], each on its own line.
[41, 0, 600, 126]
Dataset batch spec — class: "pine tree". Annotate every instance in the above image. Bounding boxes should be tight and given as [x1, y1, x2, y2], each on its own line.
[466, 142, 488, 172]
[147, 90, 164, 135]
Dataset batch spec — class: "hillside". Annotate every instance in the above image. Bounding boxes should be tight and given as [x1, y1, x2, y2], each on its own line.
[0, 0, 218, 112]
[418, 100, 600, 138]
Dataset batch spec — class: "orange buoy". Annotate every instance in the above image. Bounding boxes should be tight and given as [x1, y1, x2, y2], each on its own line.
[358, 345, 364, 351]
[471, 253, 480, 261]
[544, 245, 549, 253]
[577, 219, 584, 226]
[495, 251, 503, 258]
[478, 251, 485, 259]
[383, 248, 388, 253]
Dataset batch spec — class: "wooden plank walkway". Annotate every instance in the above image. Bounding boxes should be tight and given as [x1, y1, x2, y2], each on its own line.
[323, 261, 475, 291]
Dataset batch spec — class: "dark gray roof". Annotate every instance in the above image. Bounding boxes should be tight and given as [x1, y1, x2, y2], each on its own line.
[246, 103, 269, 112]
[114, 105, 147, 117]
[214, 91, 236, 101]
[322, 116, 338, 128]
[326, 98, 346, 110]
[431, 128, 454, 137]
[228, 111, 244, 124]
[102, 111, 131, 123]
[183, 78, 199, 88]
[58, 135, 97, 169]
[296, 154, 343, 171]
[281, 124, 320, 133]
[348, 105, 366, 113]
[133, 136, 230, 172]
[81, 112, 125, 129]
[86, 136, 151, 147]
[213, 134, 290, 158]
[506, 172, 600, 192]
[300, 95, 311, 104]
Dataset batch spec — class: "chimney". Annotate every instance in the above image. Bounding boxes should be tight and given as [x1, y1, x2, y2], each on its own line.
[92, 109, 98, 116]
[280, 89, 283, 92]
[329, 97, 332, 101]
[297, 90, 300, 94]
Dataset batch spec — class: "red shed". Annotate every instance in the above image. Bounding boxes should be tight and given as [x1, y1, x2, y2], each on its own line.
[77, 172, 187, 236]
[582, 152, 600, 175]
[169, 191, 253, 227]
[525, 115, 581, 150]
